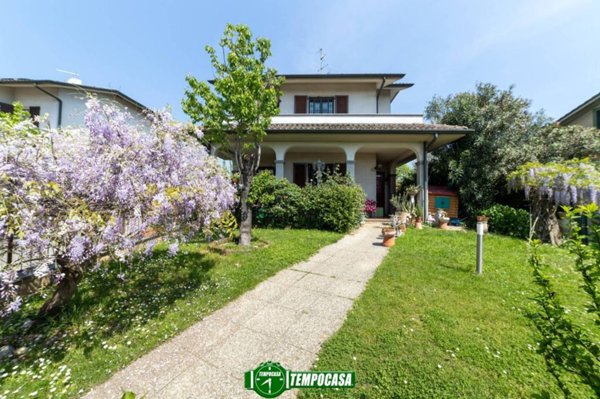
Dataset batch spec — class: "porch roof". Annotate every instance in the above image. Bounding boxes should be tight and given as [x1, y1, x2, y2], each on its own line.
[267, 122, 469, 133]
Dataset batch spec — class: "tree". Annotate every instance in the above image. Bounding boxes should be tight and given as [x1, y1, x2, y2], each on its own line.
[531, 124, 600, 164]
[425, 83, 548, 216]
[182, 24, 284, 246]
[508, 158, 600, 244]
[0, 98, 235, 317]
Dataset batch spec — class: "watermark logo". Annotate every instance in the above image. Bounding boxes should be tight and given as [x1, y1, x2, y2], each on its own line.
[244, 361, 355, 398]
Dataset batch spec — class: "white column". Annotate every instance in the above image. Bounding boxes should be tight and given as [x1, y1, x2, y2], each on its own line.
[344, 145, 360, 180]
[275, 160, 284, 179]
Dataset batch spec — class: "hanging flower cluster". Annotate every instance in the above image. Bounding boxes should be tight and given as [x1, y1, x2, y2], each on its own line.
[0, 98, 236, 315]
[508, 158, 600, 206]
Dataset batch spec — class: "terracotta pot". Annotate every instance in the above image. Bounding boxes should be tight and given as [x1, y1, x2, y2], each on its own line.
[439, 218, 450, 230]
[382, 229, 396, 247]
[415, 221, 423, 230]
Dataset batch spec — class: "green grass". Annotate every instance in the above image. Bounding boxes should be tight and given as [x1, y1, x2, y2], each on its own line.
[0, 229, 342, 399]
[300, 228, 595, 399]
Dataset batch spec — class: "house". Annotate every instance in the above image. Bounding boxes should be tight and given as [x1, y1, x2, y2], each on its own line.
[428, 186, 459, 219]
[255, 73, 469, 216]
[0, 78, 148, 128]
[557, 90, 600, 128]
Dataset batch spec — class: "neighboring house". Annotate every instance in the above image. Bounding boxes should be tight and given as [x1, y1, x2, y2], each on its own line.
[255, 73, 469, 216]
[0, 78, 148, 128]
[557, 90, 600, 128]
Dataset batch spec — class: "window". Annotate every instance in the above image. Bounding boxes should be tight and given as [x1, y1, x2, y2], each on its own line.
[308, 97, 335, 114]
[293, 163, 346, 186]
[0, 102, 14, 114]
[294, 95, 349, 114]
[29, 106, 40, 127]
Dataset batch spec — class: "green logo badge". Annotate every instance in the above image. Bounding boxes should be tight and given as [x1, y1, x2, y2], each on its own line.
[244, 361, 355, 398]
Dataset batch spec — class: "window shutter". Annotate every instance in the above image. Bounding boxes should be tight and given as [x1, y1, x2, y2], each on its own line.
[335, 96, 348, 113]
[294, 96, 307, 114]
[596, 110, 600, 129]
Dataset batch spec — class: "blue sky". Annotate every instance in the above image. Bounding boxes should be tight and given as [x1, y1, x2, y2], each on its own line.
[2, 0, 599, 120]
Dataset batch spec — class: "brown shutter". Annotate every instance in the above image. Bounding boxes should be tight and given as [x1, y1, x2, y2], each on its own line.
[294, 95, 307, 114]
[335, 95, 348, 113]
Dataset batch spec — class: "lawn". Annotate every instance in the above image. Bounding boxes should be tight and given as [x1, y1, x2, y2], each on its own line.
[300, 228, 596, 398]
[0, 228, 342, 399]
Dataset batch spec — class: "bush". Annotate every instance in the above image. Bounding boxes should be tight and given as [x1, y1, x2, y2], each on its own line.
[482, 204, 530, 239]
[248, 171, 365, 233]
[303, 175, 366, 233]
[248, 171, 305, 228]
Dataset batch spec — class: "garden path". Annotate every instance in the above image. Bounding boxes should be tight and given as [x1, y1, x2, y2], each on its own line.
[84, 222, 388, 399]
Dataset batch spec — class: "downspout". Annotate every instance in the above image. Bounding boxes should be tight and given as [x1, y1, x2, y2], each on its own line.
[375, 77, 386, 114]
[422, 133, 439, 218]
[35, 84, 62, 128]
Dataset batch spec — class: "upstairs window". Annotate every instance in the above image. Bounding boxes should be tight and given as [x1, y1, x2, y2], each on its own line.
[308, 97, 334, 114]
[294, 95, 349, 114]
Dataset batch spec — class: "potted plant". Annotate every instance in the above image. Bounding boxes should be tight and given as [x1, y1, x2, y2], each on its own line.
[405, 185, 421, 205]
[438, 210, 450, 230]
[364, 198, 377, 218]
[414, 205, 424, 230]
[382, 227, 396, 247]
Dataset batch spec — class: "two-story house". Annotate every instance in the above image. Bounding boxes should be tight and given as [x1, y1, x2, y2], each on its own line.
[256, 73, 469, 216]
[0, 78, 148, 129]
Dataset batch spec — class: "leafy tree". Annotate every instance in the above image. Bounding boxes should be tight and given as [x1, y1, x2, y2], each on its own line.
[531, 124, 600, 164]
[182, 24, 284, 246]
[528, 204, 600, 397]
[395, 163, 416, 192]
[425, 83, 548, 216]
[0, 99, 235, 317]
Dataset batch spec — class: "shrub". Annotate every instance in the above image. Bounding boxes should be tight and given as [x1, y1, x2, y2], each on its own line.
[249, 171, 366, 233]
[303, 175, 366, 233]
[482, 204, 529, 239]
[248, 171, 305, 228]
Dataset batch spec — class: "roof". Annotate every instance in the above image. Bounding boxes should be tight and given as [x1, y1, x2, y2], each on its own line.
[558, 90, 600, 124]
[0, 78, 148, 111]
[428, 186, 457, 196]
[267, 122, 470, 133]
[282, 73, 405, 81]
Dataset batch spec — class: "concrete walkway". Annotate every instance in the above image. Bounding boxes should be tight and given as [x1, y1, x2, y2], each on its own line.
[84, 222, 388, 399]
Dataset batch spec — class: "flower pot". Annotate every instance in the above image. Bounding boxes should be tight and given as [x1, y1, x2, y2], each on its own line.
[439, 217, 450, 230]
[415, 217, 423, 230]
[382, 229, 396, 247]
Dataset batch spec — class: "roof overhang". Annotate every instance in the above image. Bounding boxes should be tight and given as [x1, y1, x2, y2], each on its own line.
[0, 79, 148, 112]
[558, 90, 600, 124]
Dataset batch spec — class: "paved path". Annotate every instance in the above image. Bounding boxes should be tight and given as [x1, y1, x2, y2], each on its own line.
[84, 222, 388, 399]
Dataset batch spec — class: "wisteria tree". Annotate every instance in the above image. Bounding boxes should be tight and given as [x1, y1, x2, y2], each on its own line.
[0, 99, 236, 317]
[183, 23, 283, 246]
[508, 158, 600, 244]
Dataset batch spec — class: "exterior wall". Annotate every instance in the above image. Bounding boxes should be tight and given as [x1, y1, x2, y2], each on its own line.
[0, 86, 146, 129]
[428, 193, 459, 218]
[280, 82, 380, 114]
[355, 153, 377, 201]
[567, 109, 596, 128]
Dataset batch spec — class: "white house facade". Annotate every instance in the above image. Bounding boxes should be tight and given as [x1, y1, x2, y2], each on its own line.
[558, 90, 600, 129]
[255, 74, 469, 216]
[0, 78, 148, 129]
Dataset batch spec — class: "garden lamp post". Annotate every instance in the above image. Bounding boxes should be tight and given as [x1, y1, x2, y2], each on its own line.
[476, 221, 484, 274]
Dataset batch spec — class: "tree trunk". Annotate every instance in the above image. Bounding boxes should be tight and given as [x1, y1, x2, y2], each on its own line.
[37, 262, 83, 318]
[533, 197, 562, 245]
[239, 171, 253, 246]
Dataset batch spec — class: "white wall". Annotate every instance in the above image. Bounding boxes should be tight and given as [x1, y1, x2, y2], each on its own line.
[0, 86, 146, 129]
[280, 82, 381, 114]
[355, 153, 377, 201]
[567, 109, 596, 128]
